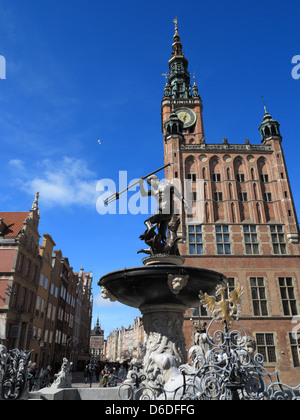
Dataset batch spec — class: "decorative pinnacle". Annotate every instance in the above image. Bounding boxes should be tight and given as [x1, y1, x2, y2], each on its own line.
[31, 192, 39, 211]
[173, 18, 180, 42]
[173, 18, 178, 33]
[261, 96, 268, 113]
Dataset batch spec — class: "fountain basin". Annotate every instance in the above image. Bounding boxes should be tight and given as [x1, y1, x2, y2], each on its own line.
[99, 265, 226, 309]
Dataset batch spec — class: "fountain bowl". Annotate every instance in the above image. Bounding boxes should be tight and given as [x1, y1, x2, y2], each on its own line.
[99, 264, 227, 310]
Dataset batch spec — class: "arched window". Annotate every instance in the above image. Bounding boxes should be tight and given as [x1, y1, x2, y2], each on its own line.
[204, 182, 208, 200]
[271, 125, 277, 136]
[227, 167, 231, 180]
[231, 203, 236, 223]
[253, 183, 258, 200]
[257, 157, 270, 183]
[205, 202, 210, 223]
[265, 126, 270, 136]
[233, 156, 245, 182]
[210, 156, 221, 181]
[229, 183, 233, 199]
[256, 203, 262, 223]
[185, 156, 197, 179]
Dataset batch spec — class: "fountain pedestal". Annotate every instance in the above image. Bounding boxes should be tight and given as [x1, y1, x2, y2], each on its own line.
[99, 257, 226, 392]
[141, 303, 187, 391]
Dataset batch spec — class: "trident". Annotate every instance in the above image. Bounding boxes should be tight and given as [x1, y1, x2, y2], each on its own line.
[103, 163, 171, 206]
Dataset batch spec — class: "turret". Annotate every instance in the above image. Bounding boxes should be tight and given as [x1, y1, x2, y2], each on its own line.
[259, 106, 281, 143]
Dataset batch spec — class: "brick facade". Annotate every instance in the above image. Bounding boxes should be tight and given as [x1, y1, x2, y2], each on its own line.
[160, 24, 300, 386]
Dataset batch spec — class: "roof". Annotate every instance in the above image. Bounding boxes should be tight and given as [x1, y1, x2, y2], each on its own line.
[0, 212, 29, 239]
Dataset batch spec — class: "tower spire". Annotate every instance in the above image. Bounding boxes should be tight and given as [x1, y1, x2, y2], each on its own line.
[167, 18, 192, 99]
[171, 18, 184, 59]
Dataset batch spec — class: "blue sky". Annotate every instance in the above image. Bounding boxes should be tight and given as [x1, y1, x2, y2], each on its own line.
[0, 0, 300, 338]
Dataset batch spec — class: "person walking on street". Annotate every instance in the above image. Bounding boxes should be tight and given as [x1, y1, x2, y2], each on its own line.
[84, 365, 93, 387]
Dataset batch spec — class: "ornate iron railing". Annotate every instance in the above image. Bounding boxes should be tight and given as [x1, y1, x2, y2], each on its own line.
[119, 307, 300, 401]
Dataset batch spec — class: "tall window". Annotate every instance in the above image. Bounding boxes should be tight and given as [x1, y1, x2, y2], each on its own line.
[261, 174, 269, 183]
[40, 299, 45, 319]
[239, 192, 248, 202]
[256, 333, 277, 363]
[187, 173, 196, 182]
[31, 265, 37, 282]
[188, 225, 203, 255]
[250, 277, 268, 316]
[17, 254, 24, 272]
[39, 274, 44, 287]
[212, 173, 221, 182]
[25, 259, 31, 277]
[35, 296, 41, 317]
[289, 333, 300, 367]
[236, 173, 245, 183]
[263, 192, 272, 202]
[278, 277, 298, 316]
[11, 284, 19, 308]
[270, 225, 286, 255]
[216, 225, 231, 254]
[19, 287, 26, 310]
[214, 192, 223, 201]
[225, 277, 236, 298]
[27, 292, 33, 313]
[244, 225, 259, 254]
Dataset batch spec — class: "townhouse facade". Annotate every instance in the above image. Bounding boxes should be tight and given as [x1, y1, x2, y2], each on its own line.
[104, 317, 145, 363]
[0, 194, 93, 371]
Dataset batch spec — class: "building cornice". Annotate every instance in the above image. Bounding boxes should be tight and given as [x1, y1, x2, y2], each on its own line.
[180, 143, 273, 153]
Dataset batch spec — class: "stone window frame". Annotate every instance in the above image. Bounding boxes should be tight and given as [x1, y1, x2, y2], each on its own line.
[278, 277, 298, 317]
[215, 225, 231, 255]
[249, 277, 269, 317]
[270, 225, 287, 255]
[187, 225, 203, 255]
[255, 332, 277, 364]
[243, 225, 260, 255]
[288, 332, 300, 368]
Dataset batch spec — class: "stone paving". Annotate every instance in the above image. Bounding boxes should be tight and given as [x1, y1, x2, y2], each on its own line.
[71, 371, 100, 388]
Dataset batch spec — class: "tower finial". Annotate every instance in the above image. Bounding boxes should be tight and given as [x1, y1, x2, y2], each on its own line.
[173, 18, 178, 33]
[261, 96, 267, 113]
[192, 72, 200, 97]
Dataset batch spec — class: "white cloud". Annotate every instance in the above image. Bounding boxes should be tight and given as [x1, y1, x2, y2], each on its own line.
[9, 156, 99, 208]
[8, 159, 26, 171]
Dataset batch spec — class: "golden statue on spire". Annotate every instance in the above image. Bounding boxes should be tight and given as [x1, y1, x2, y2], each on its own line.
[173, 18, 178, 32]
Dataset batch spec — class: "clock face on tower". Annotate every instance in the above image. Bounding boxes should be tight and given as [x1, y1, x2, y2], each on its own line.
[175, 107, 197, 128]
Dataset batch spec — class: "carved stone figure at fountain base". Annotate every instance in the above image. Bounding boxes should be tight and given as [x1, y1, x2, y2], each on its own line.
[141, 304, 187, 396]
